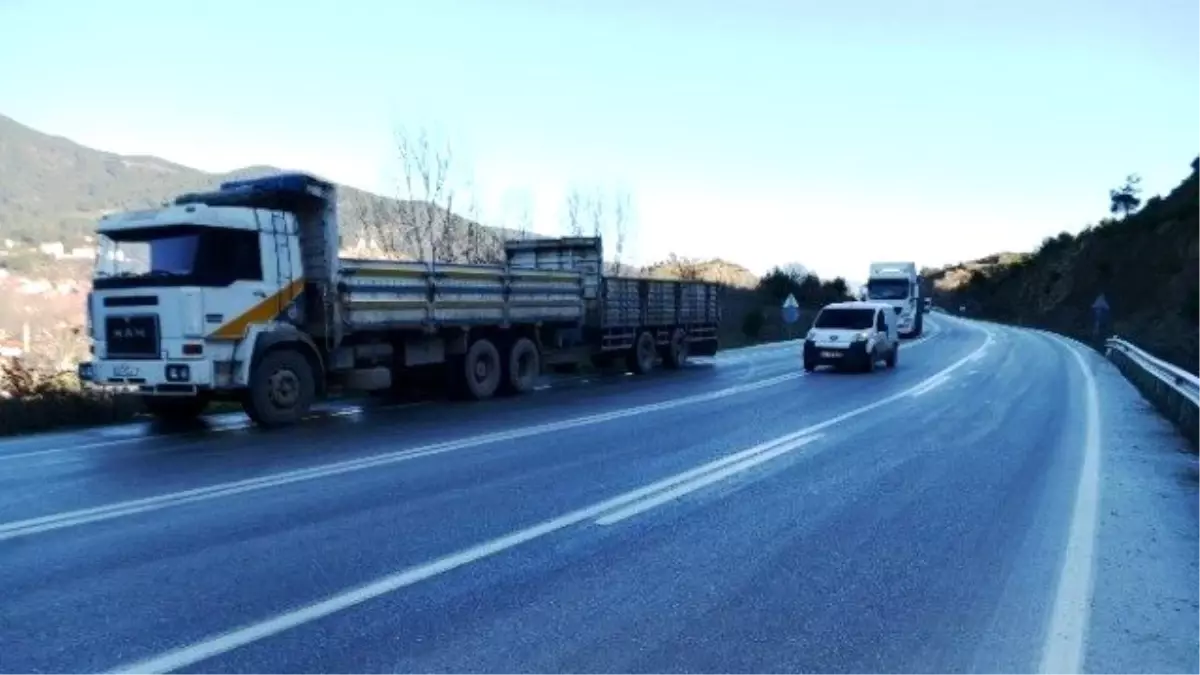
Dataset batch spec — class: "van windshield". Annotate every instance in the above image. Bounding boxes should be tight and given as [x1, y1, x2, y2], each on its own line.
[814, 308, 875, 330]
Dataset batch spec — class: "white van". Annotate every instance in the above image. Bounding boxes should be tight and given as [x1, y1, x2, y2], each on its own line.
[803, 301, 899, 373]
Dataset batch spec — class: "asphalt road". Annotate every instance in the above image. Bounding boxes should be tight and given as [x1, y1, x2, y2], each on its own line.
[0, 315, 1195, 673]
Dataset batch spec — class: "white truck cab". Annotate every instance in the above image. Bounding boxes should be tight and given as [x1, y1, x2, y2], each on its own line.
[81, 173, 340, 424]
[803, 301, 899, 372]
[865, 261, 923, 338]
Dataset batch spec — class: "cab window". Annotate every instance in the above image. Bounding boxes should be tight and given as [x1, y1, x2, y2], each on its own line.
[875, 311, 886, 332]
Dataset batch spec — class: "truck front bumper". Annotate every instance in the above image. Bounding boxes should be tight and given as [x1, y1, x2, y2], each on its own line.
[79, 359, 214, 394]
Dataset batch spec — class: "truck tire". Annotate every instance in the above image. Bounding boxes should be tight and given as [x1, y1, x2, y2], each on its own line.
[501, 337, 540, 395]
[140, 394, 210, 422]
[461, 337, 502, 400]
[629, 330, 657, 375]
[242, 348, 316, 427]
[663, 328, 689, 369]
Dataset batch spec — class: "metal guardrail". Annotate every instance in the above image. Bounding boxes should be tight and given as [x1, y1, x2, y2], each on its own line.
[1104, 336, 1199, 446]
[1104, 337, 1200, 403]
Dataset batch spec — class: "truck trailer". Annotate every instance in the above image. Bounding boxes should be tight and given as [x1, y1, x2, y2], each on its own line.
[78, 173, 721, 427]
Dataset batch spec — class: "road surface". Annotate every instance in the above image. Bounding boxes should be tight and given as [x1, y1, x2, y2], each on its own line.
[0, 315, 1195, 673]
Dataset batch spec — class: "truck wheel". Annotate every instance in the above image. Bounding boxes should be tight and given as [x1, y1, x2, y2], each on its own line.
[662, 328, 689, 369]
[629, 330, 657, 374]
[501, 337, 540, 395]
[461, 337, 502, 400]
[141, 394, 209, 422]
[886, 346, 898, 369]
[243, 348, 316, 427]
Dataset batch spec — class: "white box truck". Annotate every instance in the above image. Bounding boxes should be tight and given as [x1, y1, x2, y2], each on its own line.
[78, 173, 721, 427]
[865, 261, 923, 338]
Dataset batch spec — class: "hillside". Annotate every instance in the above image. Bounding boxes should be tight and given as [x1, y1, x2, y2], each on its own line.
[0, 113, 503, 259]
[925, 160, 1199, 373]
[641, 254, 759, 289]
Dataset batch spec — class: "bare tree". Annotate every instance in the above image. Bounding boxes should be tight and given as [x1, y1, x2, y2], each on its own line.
[611, 189, 632, 275]
[516, 196, 533, 241]
[364, 126, 460, 264]
[461, 180, 500, 264]
[589, 190, 605, 238]
[564, 189, 584, 237]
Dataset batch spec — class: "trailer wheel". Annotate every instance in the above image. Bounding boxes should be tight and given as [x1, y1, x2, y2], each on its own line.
[461, 337, 502, 400]
[662, 328, 689, 369]
[630, 330, 657, 374]
[501, 337, 540, 395]
[243, 348, 316, 427]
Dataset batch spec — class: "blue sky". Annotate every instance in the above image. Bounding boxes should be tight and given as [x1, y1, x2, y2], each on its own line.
[1, 0, 1196, 281]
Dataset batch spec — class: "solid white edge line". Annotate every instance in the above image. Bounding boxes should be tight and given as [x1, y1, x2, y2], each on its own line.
[595, 434, 822, 525]
[0, 373, 802, 541]
[1038, 333, 1103, 675]
[107, 323, 995, 674]
[908, 372, 952, 398]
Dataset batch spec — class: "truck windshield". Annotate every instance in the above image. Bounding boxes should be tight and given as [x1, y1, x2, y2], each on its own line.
[814, 308, 875, 330]
[94, 225, 262, 289]
[866, 278, 910, 300]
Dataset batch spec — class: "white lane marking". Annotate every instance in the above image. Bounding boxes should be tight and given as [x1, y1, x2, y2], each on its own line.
[0, 373, 802, 542]
[595, 433, 823, 525]
[106, 326, 996, 674]
[1039, 334, 1103, 675]
[907, 372, 951, 398]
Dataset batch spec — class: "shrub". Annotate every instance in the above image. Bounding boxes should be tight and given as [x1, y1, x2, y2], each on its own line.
[0, 359, 141, 436]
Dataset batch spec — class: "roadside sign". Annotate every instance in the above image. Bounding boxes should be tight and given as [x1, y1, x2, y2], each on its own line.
[1092, 293, 1111, 339]
[782, 294, 799, 324]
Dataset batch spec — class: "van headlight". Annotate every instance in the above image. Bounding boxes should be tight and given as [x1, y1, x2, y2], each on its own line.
[854, 331, 870, 342]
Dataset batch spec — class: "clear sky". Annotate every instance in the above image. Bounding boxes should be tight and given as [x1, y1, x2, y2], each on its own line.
[1, 0, 1196, 281]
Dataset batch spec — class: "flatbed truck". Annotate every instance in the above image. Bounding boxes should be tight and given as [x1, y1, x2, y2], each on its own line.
[78, 173, 721, 427]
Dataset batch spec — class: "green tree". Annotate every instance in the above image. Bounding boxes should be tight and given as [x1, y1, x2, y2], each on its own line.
[1109, 174, 1142, 219]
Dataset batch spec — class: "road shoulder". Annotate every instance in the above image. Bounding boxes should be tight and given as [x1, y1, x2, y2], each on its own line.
[1082, 346, 1199, 673]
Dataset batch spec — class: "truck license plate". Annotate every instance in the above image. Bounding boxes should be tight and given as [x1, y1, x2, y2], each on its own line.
[820, 351, 842, 359]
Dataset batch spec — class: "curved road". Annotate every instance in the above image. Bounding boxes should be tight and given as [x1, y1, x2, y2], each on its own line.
[0, 316, 1195, 673]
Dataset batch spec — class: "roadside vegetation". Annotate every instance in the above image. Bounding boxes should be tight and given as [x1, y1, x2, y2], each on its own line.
[925, 159, 1199, 373]
[0, 360, 142, 436]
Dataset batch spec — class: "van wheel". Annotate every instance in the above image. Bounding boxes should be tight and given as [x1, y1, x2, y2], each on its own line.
[243, 349, 315, 427]
[501, 337, 540, 395]
[461, 337, 502, 400]
[662, 328, 689, 369]
[886, 346, 898, 369]
[863, 347, 877, 374]
[630, 330, 657, 374]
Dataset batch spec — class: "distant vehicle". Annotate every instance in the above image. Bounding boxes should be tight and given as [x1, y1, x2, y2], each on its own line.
[77, 173, 722, 427]
[923, 297, 933, 312]
[803, 301, 899, 373]
[865, 261, 923, 338]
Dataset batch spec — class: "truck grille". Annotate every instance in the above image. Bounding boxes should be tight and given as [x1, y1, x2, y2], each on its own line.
[105, 315, 160, 359]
